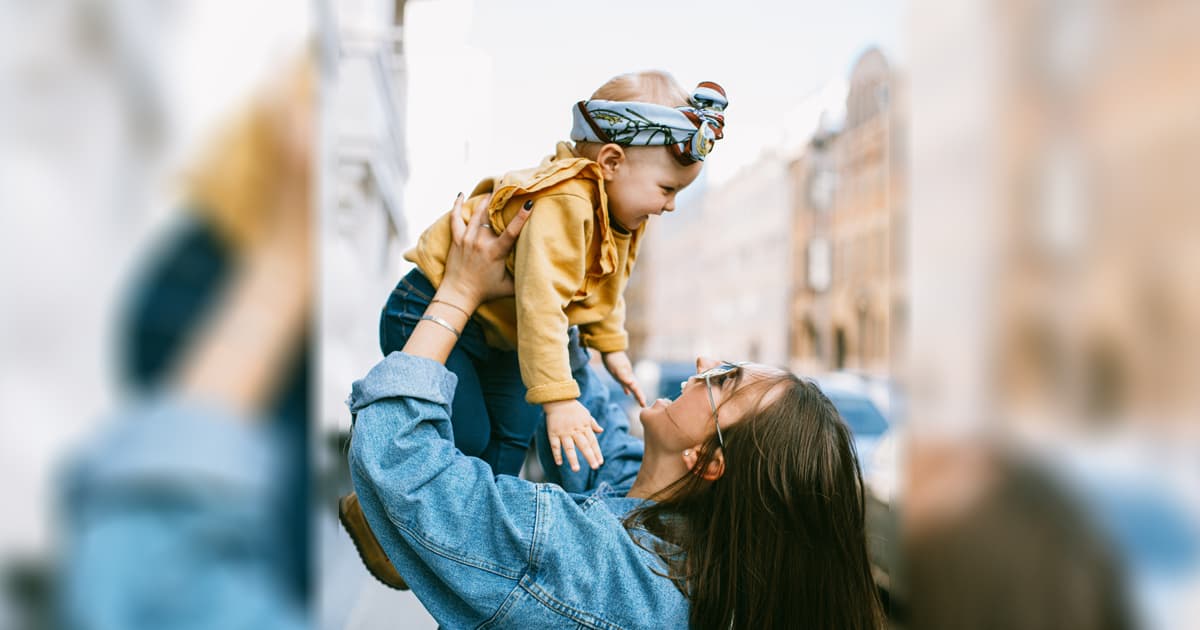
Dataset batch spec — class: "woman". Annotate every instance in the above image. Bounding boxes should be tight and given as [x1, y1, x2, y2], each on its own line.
[346, 196, 882, 629]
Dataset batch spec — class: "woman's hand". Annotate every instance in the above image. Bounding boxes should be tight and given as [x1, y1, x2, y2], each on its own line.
[403, 194, 530, 365]
[437, 193, 532, 312]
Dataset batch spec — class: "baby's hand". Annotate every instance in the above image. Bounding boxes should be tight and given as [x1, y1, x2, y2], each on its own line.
[543, 399, 604, 472]
[602, 351, 647, 407]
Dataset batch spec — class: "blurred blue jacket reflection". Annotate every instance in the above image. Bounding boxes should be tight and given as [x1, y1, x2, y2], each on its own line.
[58, 217, 309, 630]
[60, 398, 306, 630]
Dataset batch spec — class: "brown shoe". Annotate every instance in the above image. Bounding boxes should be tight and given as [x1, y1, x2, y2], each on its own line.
[338, 492, 409, 590]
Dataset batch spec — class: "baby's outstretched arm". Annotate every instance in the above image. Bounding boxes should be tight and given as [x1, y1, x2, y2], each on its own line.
[600, 350, 646, 408]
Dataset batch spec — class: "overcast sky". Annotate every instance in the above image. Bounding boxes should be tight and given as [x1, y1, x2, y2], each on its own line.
[402, 0, 905, 233]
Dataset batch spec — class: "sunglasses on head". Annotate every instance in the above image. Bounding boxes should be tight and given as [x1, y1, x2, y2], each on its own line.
[680, 361, 748, 451]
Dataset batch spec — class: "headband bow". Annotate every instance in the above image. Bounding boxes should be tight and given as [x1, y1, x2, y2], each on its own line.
[571, 81, 728, 165]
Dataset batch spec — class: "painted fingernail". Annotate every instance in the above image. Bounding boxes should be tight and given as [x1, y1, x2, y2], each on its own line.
[457, 192, 463, 200]
[523, 199, 533, 211]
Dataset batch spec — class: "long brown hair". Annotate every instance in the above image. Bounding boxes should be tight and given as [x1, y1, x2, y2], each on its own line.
[625, 373, 883, 629]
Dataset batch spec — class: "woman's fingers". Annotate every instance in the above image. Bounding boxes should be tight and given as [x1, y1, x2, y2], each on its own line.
[498, 199, 533, 250]
[448, 193, 466, 244]
[463, 192, 488, 240]
[550, 435, 563, 467]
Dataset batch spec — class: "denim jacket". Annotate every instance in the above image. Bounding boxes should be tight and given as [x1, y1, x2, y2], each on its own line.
[346, 341, 690, 629]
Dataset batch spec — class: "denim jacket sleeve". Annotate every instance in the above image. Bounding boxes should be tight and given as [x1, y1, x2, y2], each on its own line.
[347, 352, 540, 625]
[347, 351, 693, 628]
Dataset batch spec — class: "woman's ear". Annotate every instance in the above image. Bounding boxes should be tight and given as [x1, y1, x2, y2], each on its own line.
[682, 447, 726, 481]
[596, 143, 626, 181]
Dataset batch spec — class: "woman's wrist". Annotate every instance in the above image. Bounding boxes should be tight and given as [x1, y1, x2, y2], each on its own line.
[400, 298, 469, 365]
[432, 286, 481, 316]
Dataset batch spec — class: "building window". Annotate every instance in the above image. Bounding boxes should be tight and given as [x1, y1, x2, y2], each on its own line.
[805, 319, 822, 361]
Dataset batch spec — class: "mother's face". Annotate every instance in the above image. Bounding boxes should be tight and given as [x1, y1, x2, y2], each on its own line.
[639, 356, 787, 454]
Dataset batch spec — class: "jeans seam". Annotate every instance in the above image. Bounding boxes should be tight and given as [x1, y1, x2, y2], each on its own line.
[395, 275, 434, 302]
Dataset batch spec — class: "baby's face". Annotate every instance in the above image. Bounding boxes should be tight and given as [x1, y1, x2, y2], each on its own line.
[605, 147, 702, 231]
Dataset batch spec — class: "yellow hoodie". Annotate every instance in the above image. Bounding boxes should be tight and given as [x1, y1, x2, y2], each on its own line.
[405, 143, 644, 404]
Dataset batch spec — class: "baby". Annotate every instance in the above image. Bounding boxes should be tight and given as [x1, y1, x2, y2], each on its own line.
[381, 70, 727, 475]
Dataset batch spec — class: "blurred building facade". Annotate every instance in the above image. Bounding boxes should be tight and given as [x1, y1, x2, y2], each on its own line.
[318, 0, 409, 433]
[625, 174, 709, 364]
[905, 0, 1200, 431]
[317, 2, 447, 627]
[789, 48, 908, 376]
[629, 49, 906, 375]
[630, 153, 793, 368]
[699, 154, 794, 367]
[986, 1, 1200, 427]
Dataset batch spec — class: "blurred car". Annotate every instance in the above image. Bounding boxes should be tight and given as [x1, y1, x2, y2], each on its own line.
[812, 377, 901, 613]
[814, 370, 903, 420]
[813, 375, 902, 607]
[646, 361, 701, 401]
[813, 377, 891, 478]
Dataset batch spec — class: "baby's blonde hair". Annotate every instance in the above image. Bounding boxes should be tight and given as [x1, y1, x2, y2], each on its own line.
[577, 70, 691, 162]
[590, 70, 690, 107]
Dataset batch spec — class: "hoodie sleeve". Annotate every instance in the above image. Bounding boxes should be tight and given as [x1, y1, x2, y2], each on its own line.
[578, 292, 628, 354]
[512, 192, 594, 404]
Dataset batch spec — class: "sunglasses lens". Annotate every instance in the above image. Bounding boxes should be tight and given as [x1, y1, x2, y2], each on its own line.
[690, 364, 731, 379]
[710, 363, 740, 380]
[685, 362, 744, 390]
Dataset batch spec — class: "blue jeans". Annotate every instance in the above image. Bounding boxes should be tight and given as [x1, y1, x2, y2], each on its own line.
[379, 269, 541, 476]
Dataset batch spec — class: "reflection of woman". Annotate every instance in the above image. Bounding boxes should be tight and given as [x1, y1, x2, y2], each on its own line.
[347, 196, 883, 629]
[61, 61, 312, 630]
[904, 446, 1134, 630]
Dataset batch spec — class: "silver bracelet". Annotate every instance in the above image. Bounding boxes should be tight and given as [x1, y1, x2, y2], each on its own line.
[420, 314, 461, 339]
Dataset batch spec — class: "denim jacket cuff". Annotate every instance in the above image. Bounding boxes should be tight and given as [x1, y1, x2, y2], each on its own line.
[347, 351, 458, 413]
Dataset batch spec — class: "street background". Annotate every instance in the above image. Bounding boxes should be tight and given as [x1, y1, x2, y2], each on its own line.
[1, 1, 1197, 629]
